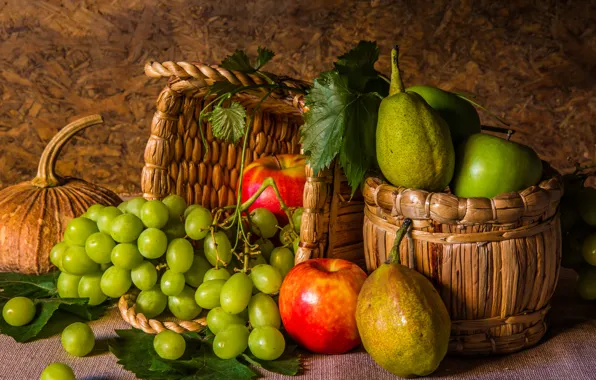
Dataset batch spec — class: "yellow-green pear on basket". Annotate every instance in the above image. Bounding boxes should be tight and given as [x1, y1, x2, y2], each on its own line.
[376, 46, 455, 191]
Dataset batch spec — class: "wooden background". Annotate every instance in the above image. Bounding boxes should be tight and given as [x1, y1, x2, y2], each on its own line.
[0, 0, 594, 194]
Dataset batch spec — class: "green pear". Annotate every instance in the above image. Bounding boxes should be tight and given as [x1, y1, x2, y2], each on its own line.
[407, 85, 481, 145]
[451, 133, 543, 198]
[376, 47, 455, 192]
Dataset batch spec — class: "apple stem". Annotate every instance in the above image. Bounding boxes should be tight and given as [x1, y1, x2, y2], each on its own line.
[386, 219, 412, 265]
[506, 130, 513, 141]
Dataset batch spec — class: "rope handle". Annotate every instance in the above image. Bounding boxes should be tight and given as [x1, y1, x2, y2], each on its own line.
[118, 293, 207, 335]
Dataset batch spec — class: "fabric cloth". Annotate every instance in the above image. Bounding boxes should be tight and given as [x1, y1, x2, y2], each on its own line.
[0, 269, 594, 380]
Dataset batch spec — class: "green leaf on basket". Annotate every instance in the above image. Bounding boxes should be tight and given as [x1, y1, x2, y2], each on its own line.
[255, 47, 275, 70]
[208, 81, 242, 98]
[0, 297, 108, 343]
[209, 102, 247, 144]
[221, 50, 255, 73]
[300, 41, 387, 195]
[0, 272, 59, 300]
[109, 328, 302, 379]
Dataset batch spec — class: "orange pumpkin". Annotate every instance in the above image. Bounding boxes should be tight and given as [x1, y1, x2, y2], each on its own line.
[0, 115, 121, 274]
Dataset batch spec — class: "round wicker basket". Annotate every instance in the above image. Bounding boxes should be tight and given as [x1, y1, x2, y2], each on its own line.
[362, 172, 564, 356]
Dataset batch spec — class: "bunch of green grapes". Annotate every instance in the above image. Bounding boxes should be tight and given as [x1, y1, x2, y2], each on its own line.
[560, 181, 596, 300]
[49, 193, 303, 361]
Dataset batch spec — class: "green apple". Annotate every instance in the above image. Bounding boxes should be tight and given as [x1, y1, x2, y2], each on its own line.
[407, 85, 481, 145]
[451, 133, 543, 198]
[577, 187, 596, 226]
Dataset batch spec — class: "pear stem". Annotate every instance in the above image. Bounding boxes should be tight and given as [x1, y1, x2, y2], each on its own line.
[389, 45, 405, 96]
[387, 218, 413, 265]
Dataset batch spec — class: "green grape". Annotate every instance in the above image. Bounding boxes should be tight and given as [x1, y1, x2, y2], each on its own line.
[136, 285, 167, 318]
[85, 232, 116, 264]
[582, 232, 596, 266]
[111, 243, 144, 269]
[184, 254, 212, 287]
[292, 237, 300, 254]
[269, 247, 295, 278]
[237, 307, 250, 321]
[64, 217, 99, 246]
[183, 204, 200, 218]
[204, 267, 231, 282]
[248, 326, 285, 360]
[168, 286, 202, 320]
[206, 307, 245, 335]
[166, 238, 194, 273]
[57, 272, 81, 298]
[100, 263, 112, 271]
[85, 204, 105, 222]
[250, 208, 279, 238]
[40, 363, 76, 380]
[248, 293, 281, 329]
[220, 273, 253, 314]
[117, 200, 129, 213]
[131, 261, 158, 291]
[164, 218, 187, 241]
[126, 197, 147, 218]
[255, 238, 274, 262]
[204, 231, 233, 266]
[162, 194, 187, 219]
[153, 330, 186, 360]
[50, 241, 69, 269]
[140, 200, 169, 229]
[577, 267, 596, 300]
[249, 254, 267, 267]
[292, 207, 304, 233]
[62, 246, 100, 275]
[78, 273, 107, 306]
[110, 213, 144, 243]
[160, 270, 185, 296]
[185, 206, 213, 240]
[195, 279, 226, 309]
[213, 324, 249, 359]
[2, 297, 36, 326]
[137, 228, 168, 259]
[100, 266, 132, 298]
[61, 322, 95, 357]
[96, 206, 123, 234]
[250, 264, 282, 295]
[279, 224, 296, 246]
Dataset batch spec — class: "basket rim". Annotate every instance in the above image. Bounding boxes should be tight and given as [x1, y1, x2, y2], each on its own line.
[363, 170, 563, 225]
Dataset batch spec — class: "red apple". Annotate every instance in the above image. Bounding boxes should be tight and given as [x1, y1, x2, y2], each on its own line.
[279, 258, 367, 354]
[241, 154, 306, 224]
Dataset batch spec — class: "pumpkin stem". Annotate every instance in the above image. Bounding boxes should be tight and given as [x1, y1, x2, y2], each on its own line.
[31, 115, 104, 188]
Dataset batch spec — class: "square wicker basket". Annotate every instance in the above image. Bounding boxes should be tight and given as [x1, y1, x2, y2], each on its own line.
[140, 60, 366, 268]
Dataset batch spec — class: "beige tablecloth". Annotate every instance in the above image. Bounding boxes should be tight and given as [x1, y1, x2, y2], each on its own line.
[0, 269, 594, 380]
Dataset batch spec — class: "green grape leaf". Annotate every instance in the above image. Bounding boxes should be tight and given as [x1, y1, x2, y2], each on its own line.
[255, 47, 275, 70]
[0, 272, 59, 300]
[301, 70, 351, 173]
[209, 102, 247, 144]
[208, 81, 242, 97]
[109, 329, 255, 380]
[240, 345, 301, 376]
[334, 40, 387, 95]
[220, 50, 255, 73]
[110, 329, 302, 379]
[339, 92, 382, 194]
[0, 298, 108, 343]
[301, 41, 387, 193]
[0, 272, 111, 342]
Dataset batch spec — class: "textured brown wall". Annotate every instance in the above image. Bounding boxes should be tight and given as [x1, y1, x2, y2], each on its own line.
[1, 0, 594, 194]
